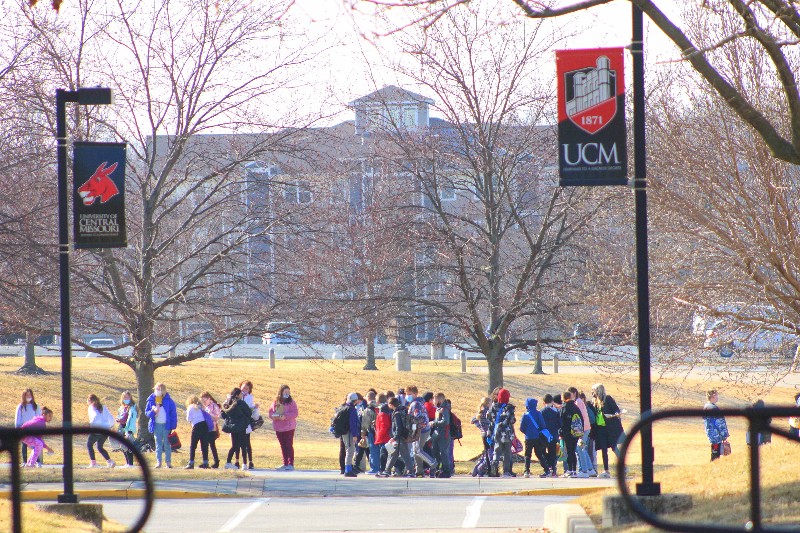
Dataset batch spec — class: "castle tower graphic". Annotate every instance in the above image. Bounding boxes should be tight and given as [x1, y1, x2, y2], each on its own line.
[565, 56, 615, 117]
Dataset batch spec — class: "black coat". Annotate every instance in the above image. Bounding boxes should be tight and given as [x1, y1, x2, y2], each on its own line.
[560, 400, 581, 439]
[594, 395, 624, 450]
[221, 398, 252, 434]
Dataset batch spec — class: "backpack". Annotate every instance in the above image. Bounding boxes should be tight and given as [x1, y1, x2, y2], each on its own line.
[570, 412, 585, 438]
[331, 404, 352, 438]
[202, 410, 215, 432]
[449, 410, 463, 440]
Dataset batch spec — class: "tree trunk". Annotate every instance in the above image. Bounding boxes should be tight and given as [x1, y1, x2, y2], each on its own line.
[15, 332, 46, 375]
[532, 326, 544, 375]
[134, 357, 155, 440]
[363, 335, 378, 370]
[486, 347, 505, 393]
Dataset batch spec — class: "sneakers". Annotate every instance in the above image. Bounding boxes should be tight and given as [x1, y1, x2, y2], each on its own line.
[184, 463, 195, 470]
[107, 460, 116, 469]
[241, 464, 249, 471]
[523, 471, 531, 478]
[589, 469, 598, 477]
[276, 465, 288, 471]
[575, 471, 590, 478]
[224, 463, 236, 469]
[89, 462, 101, 468]
[165, 464, 172, 469]
[375, 471, 389, 478]
[249, 462, 255, 470]
[284, 465, 294, 471]
[211, 461, 220, 469]
[154, 462, 162, 469]
[120, 464, 133, 469]
[539, 472, 550, 478]
[199, 463, 210, 469]
[502, 472, 516, 477]
[598, 471, 611, 479]
[344, 470, 357, 477]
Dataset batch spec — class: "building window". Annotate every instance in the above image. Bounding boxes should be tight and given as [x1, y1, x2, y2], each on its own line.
[284, 180, 312, 204]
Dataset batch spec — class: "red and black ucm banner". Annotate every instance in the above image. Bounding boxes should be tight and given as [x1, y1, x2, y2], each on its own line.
[73, 141, 127, 248]
[556, 47, 627, 186]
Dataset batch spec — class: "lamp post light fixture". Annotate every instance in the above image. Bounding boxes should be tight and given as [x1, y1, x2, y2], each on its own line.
[55, 87, 113, 504]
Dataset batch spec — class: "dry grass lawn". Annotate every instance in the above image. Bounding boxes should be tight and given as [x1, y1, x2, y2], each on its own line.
[1, 355, 799, 531]
[0, 500, 126, 533]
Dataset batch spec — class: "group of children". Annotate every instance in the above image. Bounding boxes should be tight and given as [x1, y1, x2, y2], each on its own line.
[330, 382, 626, 480]
[475, 383, 626, 479]
[12, 380, 300, 472]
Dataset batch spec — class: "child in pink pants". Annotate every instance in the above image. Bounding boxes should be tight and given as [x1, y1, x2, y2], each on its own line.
[20, 407, 54, 467]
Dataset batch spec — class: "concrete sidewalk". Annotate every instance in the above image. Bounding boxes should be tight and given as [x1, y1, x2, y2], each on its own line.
[0, 469, 615, 501]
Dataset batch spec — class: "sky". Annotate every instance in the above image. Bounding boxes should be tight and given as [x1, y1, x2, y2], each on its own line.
[290, 0, 680, 126]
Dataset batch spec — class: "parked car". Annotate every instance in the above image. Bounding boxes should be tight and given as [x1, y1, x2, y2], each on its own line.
[694, 304, 798, 358]
[87, 338, 115, 349]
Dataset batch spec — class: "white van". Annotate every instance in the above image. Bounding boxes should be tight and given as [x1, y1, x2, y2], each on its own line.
[694, 305, 798, 358]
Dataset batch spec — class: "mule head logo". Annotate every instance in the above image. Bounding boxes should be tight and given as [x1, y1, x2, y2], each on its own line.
[77, 162, 119, 205]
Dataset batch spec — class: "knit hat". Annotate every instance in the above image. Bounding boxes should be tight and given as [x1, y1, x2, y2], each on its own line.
[497, 388, 511, 404]
[348, 392, 359, 402]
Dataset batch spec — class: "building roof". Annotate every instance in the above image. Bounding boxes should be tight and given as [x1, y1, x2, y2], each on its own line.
[348, 85, 435, 107]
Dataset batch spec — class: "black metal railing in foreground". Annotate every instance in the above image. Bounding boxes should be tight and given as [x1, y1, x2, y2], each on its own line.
[617, 406, 800, 532]
[0, 426, 154, 533]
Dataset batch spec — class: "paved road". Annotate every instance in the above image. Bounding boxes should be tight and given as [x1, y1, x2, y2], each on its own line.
[93, 495, 570, 532]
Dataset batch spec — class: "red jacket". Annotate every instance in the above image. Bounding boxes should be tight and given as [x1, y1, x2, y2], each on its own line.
[425, 401, 436, 421]
[375, 408, 392, 445]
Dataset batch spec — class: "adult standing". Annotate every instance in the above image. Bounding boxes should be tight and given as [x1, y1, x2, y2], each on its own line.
[591, 383, 625, 478]
[117, 391, 139, 468]
[269, 384, 299, 471]
[16, 388, 42, 466]
[703, 389, 729, 461]
[221, 387, 252, 470]
[145, 382, 178, 469]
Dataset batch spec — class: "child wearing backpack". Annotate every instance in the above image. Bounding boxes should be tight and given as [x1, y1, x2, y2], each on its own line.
[559, 390, 582, 477]
[87, 394, 116, 468]
[488, 388, 516, 477]
[429, 393, 452, 477]
[377, 397, 413, 477]
[541, 394, 560, 477]
[185, 395, 210, 469]
[520, 397, 552, 478]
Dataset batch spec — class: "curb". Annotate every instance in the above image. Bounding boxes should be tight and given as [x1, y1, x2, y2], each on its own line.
[543, 503, 598, 533]
[494, 486, 607, 497]
[0, 489, 234, 501]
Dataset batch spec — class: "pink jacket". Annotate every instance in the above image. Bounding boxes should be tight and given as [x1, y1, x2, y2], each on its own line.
[268, 400, 298, 432]
[575, 398, 591, 432]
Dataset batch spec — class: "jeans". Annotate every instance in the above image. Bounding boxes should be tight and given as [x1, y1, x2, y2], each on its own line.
[576, 438, 593, 472]
[154, 423, 171, 465]
[368, 432, 381, 472]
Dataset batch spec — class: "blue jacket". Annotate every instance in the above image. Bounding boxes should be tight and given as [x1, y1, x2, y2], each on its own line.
[541, 404, 561, 438]
[145, 392, 178, 434]
[704, 402, 729, 444]
[520, 398, 552, 441]
[348, 401, 360, 438]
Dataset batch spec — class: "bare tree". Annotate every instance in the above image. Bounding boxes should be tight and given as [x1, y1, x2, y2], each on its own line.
[361, 0, 800, 165]
[368, 10, 604, 391]
[9, 0, 324, 436]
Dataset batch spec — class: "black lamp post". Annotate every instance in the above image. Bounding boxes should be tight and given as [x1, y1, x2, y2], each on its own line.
[630, 7, 660, 497]
[55, 87, 113, 504]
